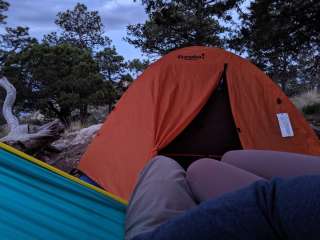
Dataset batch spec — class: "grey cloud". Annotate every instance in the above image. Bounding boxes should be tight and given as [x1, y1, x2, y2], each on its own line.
[5, 0, 146, 34]
[3, 0, 146, 59]
[100, 3, 147, 30]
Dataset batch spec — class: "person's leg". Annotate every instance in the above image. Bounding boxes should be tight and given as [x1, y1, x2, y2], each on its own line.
[125, 156, 196, 240]
[133, 175, 320, 240]
[186, 158, 263, 202]
[222, 150, 320, 179]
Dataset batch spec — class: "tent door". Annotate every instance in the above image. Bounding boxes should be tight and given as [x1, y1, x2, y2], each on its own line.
[159, 65, 242, 169]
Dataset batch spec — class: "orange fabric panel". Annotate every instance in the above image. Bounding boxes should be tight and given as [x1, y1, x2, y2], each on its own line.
[79, 46, 320, 201]
[80, 47, 226, 200]
[226, 54, 320, 155]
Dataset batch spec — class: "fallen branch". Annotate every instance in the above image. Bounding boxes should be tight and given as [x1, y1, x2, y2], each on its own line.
[0, 76, 64, 153]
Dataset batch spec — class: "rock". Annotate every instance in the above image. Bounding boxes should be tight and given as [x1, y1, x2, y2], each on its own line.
[70, 124, 102, 146]
[49, 124, 102, 172]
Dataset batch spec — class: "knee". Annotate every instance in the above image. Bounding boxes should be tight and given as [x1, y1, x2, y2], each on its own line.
[187, 158, 220, 180]
[139, 155, 186, 182]
[150, 155, 181, 167]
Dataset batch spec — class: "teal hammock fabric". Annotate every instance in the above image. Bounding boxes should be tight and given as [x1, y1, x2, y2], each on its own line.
[0, 148, 126, 240]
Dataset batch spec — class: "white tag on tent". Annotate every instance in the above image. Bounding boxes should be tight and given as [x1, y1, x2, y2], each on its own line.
[277, 113, 294, 137]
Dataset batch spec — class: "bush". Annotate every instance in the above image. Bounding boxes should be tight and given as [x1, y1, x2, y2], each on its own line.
[291, 90, 320, 111]
[302, 103, 320, 115]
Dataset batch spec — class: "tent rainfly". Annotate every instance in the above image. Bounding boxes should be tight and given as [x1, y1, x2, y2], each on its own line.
[79, 46, 320, 201]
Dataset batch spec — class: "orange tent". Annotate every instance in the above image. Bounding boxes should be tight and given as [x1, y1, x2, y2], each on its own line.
[79, 47, 320, 200]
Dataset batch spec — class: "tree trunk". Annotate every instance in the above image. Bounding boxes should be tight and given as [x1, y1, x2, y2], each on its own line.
[58, 111, 71, 127]
[80, 104, 88, 125]
[0, 76, 28, 137]
[280, 78, 288, 94]
[0, 76, 20, 131]
[0, 76, 64, 154]
[47, 101, 70, 127]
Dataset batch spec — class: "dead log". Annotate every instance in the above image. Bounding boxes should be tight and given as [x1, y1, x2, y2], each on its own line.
[0, 76, 64, 153]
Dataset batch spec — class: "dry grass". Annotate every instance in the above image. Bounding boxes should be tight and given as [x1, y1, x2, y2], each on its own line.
[291, 89, 320, 111]
[64, 121, 90, 134]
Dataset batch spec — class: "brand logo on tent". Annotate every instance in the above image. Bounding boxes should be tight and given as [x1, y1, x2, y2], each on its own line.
[178, 53, 205, 60]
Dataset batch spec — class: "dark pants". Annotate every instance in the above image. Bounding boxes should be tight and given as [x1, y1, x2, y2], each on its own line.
[133, 175, 320, 240]
[187, 150, 320, 202]
[126, 151, 320, 240]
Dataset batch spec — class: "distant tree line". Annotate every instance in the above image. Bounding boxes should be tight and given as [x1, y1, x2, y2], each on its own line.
[127, 0, 320, 95]
[0, 2, 149, 125]
[0, 0, 319, 125]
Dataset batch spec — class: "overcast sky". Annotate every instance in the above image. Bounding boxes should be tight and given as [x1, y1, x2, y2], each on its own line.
[3, 0, 147, 60]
